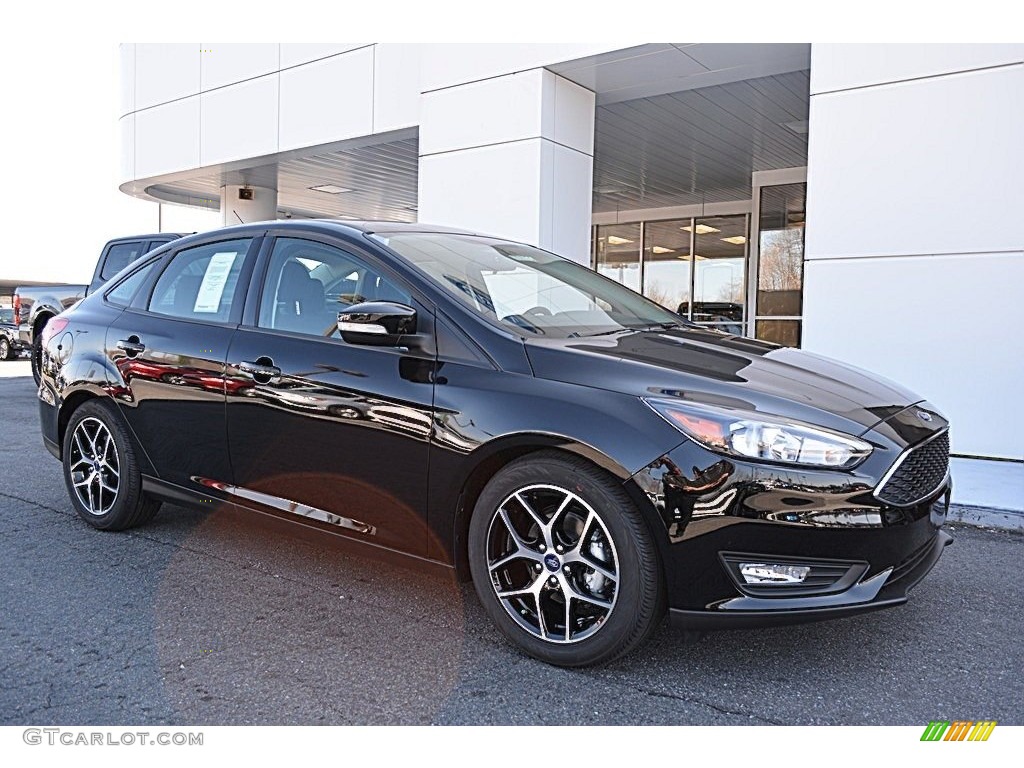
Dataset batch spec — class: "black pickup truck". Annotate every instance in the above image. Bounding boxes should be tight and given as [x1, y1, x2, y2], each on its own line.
[14, 233, 185, 382]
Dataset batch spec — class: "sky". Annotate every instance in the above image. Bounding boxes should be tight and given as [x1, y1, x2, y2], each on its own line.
[0, 42, 218, 285]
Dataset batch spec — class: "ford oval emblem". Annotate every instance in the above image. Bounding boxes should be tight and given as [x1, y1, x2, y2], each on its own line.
[917, 410, 933, 422]
[543, 553, 561, 572]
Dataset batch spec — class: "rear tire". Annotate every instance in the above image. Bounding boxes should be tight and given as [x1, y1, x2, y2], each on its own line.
[30, 329, 45, 384]
[468, 450, 665, 667]
[62, 400, 160, 531]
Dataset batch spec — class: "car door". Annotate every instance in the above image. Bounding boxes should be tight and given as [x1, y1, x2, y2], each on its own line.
[105, 235, 260, 496]
[225, 233, 435, 555]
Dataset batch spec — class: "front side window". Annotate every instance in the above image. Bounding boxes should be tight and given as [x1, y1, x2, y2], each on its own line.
[375, 233, 684, 338]
[148, 238, 253, 322]
[258, 237, 411, 338]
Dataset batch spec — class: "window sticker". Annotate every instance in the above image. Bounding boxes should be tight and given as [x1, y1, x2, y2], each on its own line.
[193, 252, 238, 313]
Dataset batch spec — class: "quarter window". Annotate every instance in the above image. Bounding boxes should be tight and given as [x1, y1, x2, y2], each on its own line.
[148, 238, 253, 322]
[258, 238, 410, 338]
[105, 260, 158, 307]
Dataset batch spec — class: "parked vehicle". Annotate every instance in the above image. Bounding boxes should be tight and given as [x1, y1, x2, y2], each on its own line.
[0, 307, 27, 360]
[15, 233, 184, 382]
[35, 221, 952, 666]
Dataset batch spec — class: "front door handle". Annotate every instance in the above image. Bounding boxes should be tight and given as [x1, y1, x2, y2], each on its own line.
[238, 358, 282, 384]
[116, 337, 145, 357]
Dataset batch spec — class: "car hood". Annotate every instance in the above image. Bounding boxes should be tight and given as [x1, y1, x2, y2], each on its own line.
[524, 327, 924, 438]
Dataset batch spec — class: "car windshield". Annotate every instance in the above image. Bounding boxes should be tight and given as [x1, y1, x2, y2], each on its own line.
[373, 232, 687, 338]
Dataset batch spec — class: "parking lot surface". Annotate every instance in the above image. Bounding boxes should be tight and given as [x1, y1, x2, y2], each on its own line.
[1, 368, 1021, 725]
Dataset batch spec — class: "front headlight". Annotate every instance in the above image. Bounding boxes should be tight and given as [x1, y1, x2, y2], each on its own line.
[643, 398, 872, 469]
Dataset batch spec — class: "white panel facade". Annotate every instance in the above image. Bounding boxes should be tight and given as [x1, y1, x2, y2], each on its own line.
[134, 44, 200, 110]
[372, 44, 421, 133]
[805, 45, 1024, 466]
[200, 75, 279, 166]
[278, 48, 374, 152]
[806, 65, 1023, 259]
[419, 69, 595, 261]
[420, 69, 550, 155]
[810, 43, 1023, 94]
[419, 140, 544, 244]
[279, 44, 369, 70]
[119, 43, 135, 115]
[119, 114, 134, 182]
[418, 43, 619, 93]
[134, 96, 200, 178]
[199, 44, 279, 91]
[802, 253, 1024, 459]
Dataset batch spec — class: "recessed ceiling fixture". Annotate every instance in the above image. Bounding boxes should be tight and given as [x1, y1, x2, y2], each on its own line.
[309, 184, 354, 194]
[721, 236, 747, 245]
[681, 224, 720, 235]
[606, 236, 634, 245]
[651, 246, 674, 255]
[783, 119, 809, 135]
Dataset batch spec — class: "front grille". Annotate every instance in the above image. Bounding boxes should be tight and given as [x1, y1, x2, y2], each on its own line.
[875, 430, 950, 507]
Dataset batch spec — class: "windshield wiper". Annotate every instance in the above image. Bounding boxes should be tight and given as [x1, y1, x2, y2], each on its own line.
[582, 322, 682, 338]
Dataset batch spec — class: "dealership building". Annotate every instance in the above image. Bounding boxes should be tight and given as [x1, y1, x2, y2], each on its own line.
[118, 43, 1022, 511]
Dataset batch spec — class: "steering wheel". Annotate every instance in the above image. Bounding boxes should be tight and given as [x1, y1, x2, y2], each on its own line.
[522, 306, 552, 317]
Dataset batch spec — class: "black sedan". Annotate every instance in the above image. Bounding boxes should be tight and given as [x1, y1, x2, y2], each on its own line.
[36, 221, 952, 666]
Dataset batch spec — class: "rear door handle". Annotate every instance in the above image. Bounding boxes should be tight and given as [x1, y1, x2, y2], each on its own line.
[238, 358, 282, 383]
[116, 337, 145, 357]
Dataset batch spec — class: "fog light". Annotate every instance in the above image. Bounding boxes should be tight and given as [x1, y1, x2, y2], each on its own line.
[738, 562, 810, 584]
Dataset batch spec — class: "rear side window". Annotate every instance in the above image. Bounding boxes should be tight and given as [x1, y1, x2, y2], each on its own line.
[100, 241, 144, 280]
[105, 260, 158, 307]
[148, 238, 253, 323]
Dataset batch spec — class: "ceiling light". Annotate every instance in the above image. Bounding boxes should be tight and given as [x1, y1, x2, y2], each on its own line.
[721, 236, 747, 245]
[651, 246, 674, 254]
[606, 236, 634, 246]
[309, 184, 354, 194]
[783, 120, 809, 135]
[681, 224, 721, 235]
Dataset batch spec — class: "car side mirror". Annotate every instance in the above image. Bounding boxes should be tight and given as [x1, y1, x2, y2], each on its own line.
[337, 301, 417, 347]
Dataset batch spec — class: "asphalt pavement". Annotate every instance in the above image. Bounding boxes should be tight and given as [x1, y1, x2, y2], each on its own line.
[1, 364, 1021, 725]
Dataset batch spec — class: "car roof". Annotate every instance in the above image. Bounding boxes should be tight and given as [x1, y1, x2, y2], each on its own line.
[183, 219, 485, 240]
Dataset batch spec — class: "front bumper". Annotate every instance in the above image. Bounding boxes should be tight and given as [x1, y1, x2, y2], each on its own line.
[669, 527, 952, 629]
[631, 409, 953, 628]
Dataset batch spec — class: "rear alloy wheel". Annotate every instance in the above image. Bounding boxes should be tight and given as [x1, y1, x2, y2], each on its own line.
[469, 451, 664, 667]
[62, 400, 160, 530]
[0, 338, 10, 361]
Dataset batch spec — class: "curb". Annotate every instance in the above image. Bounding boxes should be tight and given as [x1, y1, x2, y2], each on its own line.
[948, 504, 1024, 533]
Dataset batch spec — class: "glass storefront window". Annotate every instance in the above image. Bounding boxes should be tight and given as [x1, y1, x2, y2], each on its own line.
[755, 183, 806, 346]
[642, 219, 691, 313]
[756, 319, 802, 347]
[595, 223, 641, 292]
[690, 216, 746, 334]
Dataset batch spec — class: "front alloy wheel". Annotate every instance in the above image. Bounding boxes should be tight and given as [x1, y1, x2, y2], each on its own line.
[486, 484, 619, 644]
[469, 451, 664, 667]
[0, 338, 10, 361]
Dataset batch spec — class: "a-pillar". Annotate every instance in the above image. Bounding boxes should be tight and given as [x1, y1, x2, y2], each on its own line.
[219, 184, 278, 226]
[417, 69, 595, 264]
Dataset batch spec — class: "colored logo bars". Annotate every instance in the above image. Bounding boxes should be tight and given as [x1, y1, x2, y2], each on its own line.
[921, 721, 997, 742]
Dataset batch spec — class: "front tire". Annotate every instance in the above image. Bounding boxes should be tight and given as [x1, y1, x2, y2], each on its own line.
[30, 330, 44, 384]
[468, 451, 665, 667]
[62, 400, 160, 531]
[0, 338, 10, 361]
